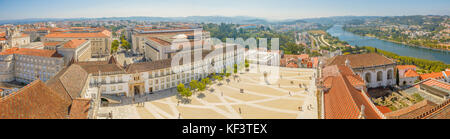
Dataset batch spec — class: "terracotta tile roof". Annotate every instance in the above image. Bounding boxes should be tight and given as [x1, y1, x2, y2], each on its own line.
[312, 57, 319, 68]
[327, 53, 395, 68]
[126, 59, 172, 73]
[416, 78, 450, 91]
[147, 37, 171, 46]
[397, 65, 416, 70]
[283, 54, 309, 60]
[324, 74, 383, 119]
[420, 72, 445, 80]
[404, 69, 420, 77]
[45, 32, 110, 38]
[44, 42, 63, 46]
[75, 61, 125, 75]
[322, 65, 355, 79]
[0, 38, 6, 41]
[0, 80, 71, 119]
[69, 98, 91, 119]
[0, 48, 63, 58]
[322, 65, 364, 89]
[376, 106, 392, 114]
[385, 100, 437, 119]
[286, 62, 298, 68]
[45, 64, 88, 102]
[444, 71, 450, 76]
[62, 39, 88, 49]
[420, 99, 450, 119]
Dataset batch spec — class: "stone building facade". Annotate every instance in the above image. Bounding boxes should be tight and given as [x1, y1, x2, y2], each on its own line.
[43, 30, 111, 58]
[83, 44, 244, 98]
[0, 48, 64, 83]
[327, 53, 396, 88]
[56, 39, 92, 65]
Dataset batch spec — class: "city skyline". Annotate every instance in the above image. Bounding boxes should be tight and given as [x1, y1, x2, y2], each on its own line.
[1, 0, 449, 20]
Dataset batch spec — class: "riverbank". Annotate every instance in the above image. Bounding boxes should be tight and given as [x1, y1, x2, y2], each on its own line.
[362, 46, 450, 73]
[327, 25, 450, 64]
[348, 31, 450, 52]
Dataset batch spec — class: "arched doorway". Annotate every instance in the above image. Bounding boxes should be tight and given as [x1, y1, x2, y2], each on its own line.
[377, 71, 383, 82]
[134, 86, 141, 96]
[387, 69, 393, 80]
[365, 73, 372, 83]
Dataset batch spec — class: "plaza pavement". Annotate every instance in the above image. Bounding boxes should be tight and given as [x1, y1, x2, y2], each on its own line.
[97, 67, 318, 119]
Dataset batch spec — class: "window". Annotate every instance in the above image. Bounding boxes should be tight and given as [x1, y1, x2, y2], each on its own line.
[377, 71, 383, 82]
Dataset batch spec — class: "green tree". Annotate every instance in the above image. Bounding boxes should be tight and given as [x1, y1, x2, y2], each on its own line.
[245, 59, 250, 68]
[201, 78, 211, 85]
[177, 83, 192, 98]
[190, 80, 200, 92]
[177, 83, 185, 93]
[111, 40, 120, 53]
[121, 39, 131, 50]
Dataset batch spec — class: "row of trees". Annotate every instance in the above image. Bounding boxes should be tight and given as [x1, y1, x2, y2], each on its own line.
[202, 23, 297, 54]
[362, 46, 450, 73]
[177, 64, 240, 99]
[111, 35, 131, 54]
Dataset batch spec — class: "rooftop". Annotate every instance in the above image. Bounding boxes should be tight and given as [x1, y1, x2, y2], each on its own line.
[327, 53, 395, 68]
[69, 98, 91, 119]
[420, 72, 445, 80]
[62, 39, 88, 49]
[397, 65, 417, 70]
[404, 69, 420, 78]
[0, 48, 63, 58]
[385, 100, 437, 119]
[45, 31, 110, 38]
[324, 74, 383, 119]
[45, 64, 89, 103]
[0, 80, 71, 119]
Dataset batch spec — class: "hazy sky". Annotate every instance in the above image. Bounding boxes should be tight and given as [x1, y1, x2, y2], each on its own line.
[0, 0, 449, 20]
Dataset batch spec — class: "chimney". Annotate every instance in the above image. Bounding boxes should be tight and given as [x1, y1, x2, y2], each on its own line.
[358, 105, 366, 119]
[345, 58, 351, 68]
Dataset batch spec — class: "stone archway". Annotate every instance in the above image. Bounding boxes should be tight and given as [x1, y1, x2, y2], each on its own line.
[365, 72, 372, 83]
[377, 71, 383, 82]
[387, 69, 393, 80]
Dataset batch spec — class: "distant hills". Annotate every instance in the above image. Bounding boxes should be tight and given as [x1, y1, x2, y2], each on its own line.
[0, 15, 444, 25]
[0, 16, 290, 25]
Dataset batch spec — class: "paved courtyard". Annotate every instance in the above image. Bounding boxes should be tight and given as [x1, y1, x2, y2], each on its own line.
[97, 67, 318, 119]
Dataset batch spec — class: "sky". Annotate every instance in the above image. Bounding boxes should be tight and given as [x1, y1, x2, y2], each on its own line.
[0, 0, 449, 20]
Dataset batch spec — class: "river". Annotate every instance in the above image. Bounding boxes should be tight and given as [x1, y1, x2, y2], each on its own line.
[326, 25, 450, 64]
